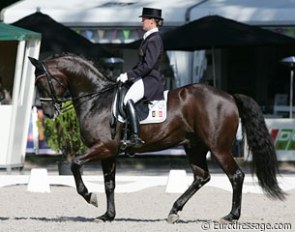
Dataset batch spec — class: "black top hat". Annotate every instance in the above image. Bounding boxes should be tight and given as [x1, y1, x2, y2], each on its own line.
[139, 7, 163, 20]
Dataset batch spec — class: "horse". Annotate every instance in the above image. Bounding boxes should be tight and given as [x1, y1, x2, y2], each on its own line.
[28, 53, 285, 224]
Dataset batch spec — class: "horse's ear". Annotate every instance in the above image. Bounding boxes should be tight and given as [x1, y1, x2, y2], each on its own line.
[28, 57, 46, 77]
[28, 56, 43, 70]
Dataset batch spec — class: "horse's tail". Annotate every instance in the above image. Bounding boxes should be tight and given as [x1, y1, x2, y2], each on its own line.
[233, 94, 286, 200]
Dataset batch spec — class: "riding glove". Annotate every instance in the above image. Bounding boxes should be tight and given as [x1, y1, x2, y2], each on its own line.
[116, 73, 128, 83]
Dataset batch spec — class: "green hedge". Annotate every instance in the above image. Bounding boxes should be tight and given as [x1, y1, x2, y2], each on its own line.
[44, 101, 86, 161]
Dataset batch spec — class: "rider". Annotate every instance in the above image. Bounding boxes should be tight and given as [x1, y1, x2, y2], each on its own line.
[117, 7, 165, 148]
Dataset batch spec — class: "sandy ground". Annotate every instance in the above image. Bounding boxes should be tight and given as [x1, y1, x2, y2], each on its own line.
[0, 184, 294, 232]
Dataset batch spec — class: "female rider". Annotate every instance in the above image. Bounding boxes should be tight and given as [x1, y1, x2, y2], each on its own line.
[117, 7, 165, 148]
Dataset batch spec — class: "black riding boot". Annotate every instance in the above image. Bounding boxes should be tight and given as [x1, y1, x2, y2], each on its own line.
[125, 100, 144, 148]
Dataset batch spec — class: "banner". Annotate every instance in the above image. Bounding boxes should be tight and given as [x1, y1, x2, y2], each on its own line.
[244, 118, 295, 161]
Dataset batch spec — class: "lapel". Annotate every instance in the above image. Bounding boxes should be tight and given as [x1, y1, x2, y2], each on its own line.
[139, 32, 159, 57]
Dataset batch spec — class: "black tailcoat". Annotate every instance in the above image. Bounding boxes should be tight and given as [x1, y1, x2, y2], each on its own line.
[127, 32, 164, 100]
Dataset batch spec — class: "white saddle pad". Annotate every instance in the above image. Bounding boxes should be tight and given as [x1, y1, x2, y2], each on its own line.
[113, 90, 168, 124]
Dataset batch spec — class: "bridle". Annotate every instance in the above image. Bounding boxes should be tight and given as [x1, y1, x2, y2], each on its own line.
[35, 62, 71, 117]
[35, 60, 119, 118]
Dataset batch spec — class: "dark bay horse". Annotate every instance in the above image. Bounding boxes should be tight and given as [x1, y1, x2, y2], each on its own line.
[29, 54, 285, 224]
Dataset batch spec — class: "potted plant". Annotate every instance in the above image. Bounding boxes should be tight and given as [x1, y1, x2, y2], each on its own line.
[44, 101, 86, 175]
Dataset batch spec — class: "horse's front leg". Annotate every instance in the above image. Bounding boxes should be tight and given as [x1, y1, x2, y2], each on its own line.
[71, 144, 115, 208]
[71, 154, 98, 207]
[96, 158, 116, 222]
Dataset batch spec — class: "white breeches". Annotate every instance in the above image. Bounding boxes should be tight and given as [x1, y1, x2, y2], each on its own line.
[123, 78, 144, 105]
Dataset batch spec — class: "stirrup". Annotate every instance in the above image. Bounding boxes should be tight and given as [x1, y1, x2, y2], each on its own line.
[131, 139, 144, 148]
[122, 135, 144, 148]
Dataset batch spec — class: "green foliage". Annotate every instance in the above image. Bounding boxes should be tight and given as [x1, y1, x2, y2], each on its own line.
[44, 101, 86, 161]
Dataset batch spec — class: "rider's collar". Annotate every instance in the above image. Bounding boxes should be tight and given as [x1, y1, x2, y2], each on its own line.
[143, 28, 159, 40]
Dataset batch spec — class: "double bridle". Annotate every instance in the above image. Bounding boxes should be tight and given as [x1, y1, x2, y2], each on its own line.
[35, 61, 118, 118]
[35, 62, 71, 117]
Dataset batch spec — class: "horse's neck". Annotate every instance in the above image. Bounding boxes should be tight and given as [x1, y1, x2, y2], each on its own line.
[59, 57, 114, 120]
[64, 59, 112, 97]
[73, 88, 114, 127]
[70, 77, 113, 117]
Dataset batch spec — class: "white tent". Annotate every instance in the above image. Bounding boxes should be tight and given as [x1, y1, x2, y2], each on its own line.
[3, 0, 295, 27]
[1, 0, 201, 27]
[3, 0, 295, 44]
[0, 23, 41, 173]
[189, 0, 295, 26]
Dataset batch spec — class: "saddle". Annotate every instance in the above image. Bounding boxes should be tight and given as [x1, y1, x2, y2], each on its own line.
[110, 83, 168, 140]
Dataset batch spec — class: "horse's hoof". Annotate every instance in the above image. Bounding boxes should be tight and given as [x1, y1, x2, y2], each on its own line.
[95, 213, 115, 223]
[219, 214, 238, 224]
[219, 217, 231, 224]
[89, 193, 98, 207]
[167, 213, 179, 224]
[94, 217, 105, 223]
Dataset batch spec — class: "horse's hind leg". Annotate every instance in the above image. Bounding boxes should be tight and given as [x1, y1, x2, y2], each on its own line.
[212, 149, 245, 223]
[167, 146, 210, 224]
